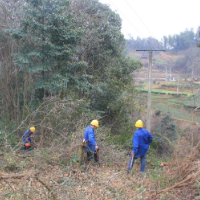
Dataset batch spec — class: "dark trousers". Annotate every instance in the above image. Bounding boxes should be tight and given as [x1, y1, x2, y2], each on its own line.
[87, 149, 99, 162]
[23, 145, 31, 152]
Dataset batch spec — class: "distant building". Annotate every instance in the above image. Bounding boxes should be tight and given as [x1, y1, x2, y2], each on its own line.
[172, 77, 176, 81]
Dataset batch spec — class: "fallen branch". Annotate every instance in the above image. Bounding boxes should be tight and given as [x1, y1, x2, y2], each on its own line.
[150, 174, 195, 197]
[0, 174, 28, 179]
[34, 176, 57, 200]
[0, 170, 39, 179]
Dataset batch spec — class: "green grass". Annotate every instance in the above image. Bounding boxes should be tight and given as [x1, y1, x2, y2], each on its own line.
[152, 102, 200, 122]
[136, 87, 200, 122]
[136, 87, 191, 96]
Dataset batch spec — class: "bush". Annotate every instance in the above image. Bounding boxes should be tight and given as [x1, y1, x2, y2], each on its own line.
[155, 110, 161, 116]
[150, 139, 158, 149]
[153, 113, 177, 155]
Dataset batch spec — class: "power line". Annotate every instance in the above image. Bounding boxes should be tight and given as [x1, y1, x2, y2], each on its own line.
[106, 0, 176, 64]
[106, 0, 157, 50]
[124, 0, 167, 53]
[103, 0, 181, 82]
[124, 0, 154, 37]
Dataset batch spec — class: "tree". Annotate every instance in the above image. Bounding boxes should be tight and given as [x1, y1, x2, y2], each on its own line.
[71, 0, 142, 133]
[8, 0, 91, 146]
[0, 0, 24, 122]
[11, 0, 89, 100]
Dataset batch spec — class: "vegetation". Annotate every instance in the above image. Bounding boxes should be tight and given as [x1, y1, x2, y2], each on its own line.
[163, 29, 198, 51]
[153, 113, 178, 154]
[0, 0, 200, 199]
[0, 0, 142, 135]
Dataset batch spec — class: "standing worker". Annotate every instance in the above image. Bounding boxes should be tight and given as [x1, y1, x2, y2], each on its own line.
[22, 127, 35, 152]
[84, 120, 99, 163]
[127, 120, 153, 173]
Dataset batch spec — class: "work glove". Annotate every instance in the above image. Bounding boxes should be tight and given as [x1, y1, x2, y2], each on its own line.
[25, 143, 31, 147]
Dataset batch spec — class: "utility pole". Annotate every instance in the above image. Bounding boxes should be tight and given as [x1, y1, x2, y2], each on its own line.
[177, 77, 179, 93]
[136, 50, 165, 132]
[170, 67, 171, 82]
[192, 68, 194, 79]
[147, 52, 152, 132]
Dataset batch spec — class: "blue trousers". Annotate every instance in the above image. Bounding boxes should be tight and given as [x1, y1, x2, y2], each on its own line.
[127, 154, 146, 172]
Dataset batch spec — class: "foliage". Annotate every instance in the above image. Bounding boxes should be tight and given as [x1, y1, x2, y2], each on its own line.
[0, 0, 142, 149]
[155, 110, 161, 116]
[153, 113, 177, 154]
[163, 29, 197, 51]
[173, 47, 200, 73]
[9, 0, 89, 99]
[0, 0, 25, 122]
[71, 0, 142, 134]
[126, 36, 163, 53]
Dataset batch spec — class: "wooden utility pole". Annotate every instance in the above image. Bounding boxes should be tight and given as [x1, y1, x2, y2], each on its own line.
[177, 77, 179, 94]
[170, 67, 171, 82]
[192, 68, 194, 79]
[147, 52, 152, 131]
[136, 50, 165, 132]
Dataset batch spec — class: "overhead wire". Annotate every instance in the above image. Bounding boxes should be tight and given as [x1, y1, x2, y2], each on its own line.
[124, 0, 155, 38]
[106, 0, 175, 71]
[107, 0, 172, 78]
[106, 0, 177, 67]
[106, 0, 157, 51]
[104, 1, 199, 120]
[123, 0, 175, 65]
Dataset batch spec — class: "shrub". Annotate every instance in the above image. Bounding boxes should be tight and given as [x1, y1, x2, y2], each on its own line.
[155, 110, 161, 116]
[153, 113, 177, 155]
[151, 139, 158, 149]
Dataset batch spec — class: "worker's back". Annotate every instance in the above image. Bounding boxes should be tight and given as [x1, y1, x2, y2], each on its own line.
[133, 128, 153, 158]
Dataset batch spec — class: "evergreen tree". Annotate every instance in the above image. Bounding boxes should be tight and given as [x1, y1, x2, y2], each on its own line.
[71, 0, 142, 131]
[10, 0, 89, 100]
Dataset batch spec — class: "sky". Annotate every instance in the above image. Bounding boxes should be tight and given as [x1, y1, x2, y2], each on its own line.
[98, 0, 200, 41]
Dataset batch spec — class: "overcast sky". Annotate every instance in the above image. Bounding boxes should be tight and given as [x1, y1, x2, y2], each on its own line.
[99, 0, 200, 41]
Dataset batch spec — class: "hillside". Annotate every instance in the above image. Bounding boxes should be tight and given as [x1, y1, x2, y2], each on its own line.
[0, 128, 200, 199]
[127, 46, 200, 79]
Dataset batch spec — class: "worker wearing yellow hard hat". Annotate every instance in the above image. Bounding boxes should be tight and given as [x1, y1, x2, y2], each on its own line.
[83, 120, 99, 162]
[127, 120, 153, 173]
[22, 127, 35, 152]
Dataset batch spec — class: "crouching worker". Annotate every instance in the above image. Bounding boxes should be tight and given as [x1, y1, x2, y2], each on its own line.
[127, 120, 153, 173]
[22, 127, 35, 152]
[84, 120, 99, 163]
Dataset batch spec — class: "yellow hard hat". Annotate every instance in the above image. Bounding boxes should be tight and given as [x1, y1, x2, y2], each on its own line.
[30, 127, 35, 133]
[135, 120, 143, 128]
[91, 120, 99, 128]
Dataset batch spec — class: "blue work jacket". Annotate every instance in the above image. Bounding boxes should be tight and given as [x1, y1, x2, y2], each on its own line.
[132, 128, 153, 158]
[22, 129, 32, 144]
[84, 125, 97, 152]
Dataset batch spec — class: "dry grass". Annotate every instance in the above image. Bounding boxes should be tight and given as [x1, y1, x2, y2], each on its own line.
[0, 98, 200, 199]
[0, 136, 199, 200]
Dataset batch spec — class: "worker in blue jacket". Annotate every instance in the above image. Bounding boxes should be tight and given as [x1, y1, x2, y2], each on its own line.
[22, 127, 35, 152]
[127, 120, 153, 173]
[84, 120, 99, 162]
